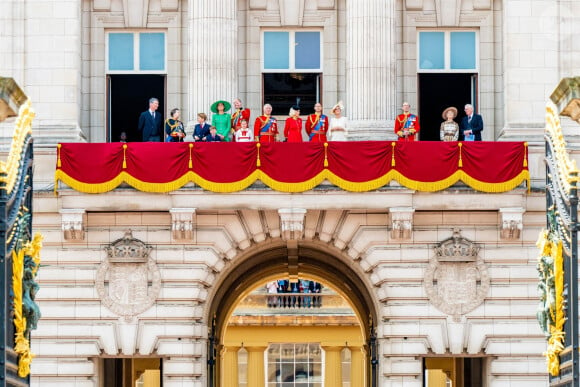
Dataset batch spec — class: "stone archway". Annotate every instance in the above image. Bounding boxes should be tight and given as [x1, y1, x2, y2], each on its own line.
[205, 240, 379, 387]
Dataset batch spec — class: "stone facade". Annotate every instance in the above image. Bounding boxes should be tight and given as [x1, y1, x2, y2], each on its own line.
[1, 0, 576, 385]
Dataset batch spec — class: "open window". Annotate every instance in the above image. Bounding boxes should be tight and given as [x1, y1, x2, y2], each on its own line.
[262, 31, 322, 115]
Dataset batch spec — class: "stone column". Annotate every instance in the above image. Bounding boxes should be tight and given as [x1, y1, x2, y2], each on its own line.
[189, 0, 237, 125]
[349, 346, 366, 387]
[221, 346, 240, 386]
[346, 0, 396, 140]
[246, 346, 267, 387]
[322, 346, 343, 385]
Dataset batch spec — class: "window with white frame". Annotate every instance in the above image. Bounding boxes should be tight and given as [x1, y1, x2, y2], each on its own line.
[262, 30, 322, 115]
[417, 31, 478, 72]
[107, 32, 166, 73]
[267, 343, 323, 385]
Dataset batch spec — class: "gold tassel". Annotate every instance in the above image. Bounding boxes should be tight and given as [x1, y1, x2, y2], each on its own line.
[122, 144, 127, 169]
[324, 142, 329, 167]
[458, 142, 463, 168]
[391, 142, 396, 167]
[523, 142, 528, 167]
[57, 143, 62, 168]
[256, 143, 261, 167]
[189, 143, 193, 169]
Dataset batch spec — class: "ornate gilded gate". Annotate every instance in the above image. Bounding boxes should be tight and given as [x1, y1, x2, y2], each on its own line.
[0, 78, 41, 387]
[541, 78, 580, 387]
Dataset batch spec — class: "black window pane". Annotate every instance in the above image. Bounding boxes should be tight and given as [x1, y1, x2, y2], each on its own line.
[263, 73, 321, 115]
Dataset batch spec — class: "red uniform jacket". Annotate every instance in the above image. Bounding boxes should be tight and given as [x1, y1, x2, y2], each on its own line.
[254, 115, 278, 143]
[305, 113, 329, 142]
[394, 113, 420, 141]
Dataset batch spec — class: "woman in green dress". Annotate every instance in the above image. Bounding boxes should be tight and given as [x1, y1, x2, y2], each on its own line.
[210, 100, 232, 141]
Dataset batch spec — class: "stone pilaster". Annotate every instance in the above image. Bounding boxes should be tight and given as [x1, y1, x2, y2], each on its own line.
[189, 0, 237, 126]
[322, 345, 343, 385]
[221, 346, 240, 386]
[246, 346, 267, 387]
[25, 0, 85, 145]
[346, 0, 395, 140]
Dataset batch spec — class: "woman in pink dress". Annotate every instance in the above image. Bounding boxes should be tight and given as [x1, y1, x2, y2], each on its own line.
[284, 105, 303, 142]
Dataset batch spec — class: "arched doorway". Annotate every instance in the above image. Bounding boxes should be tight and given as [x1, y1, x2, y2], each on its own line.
[205, 240, 379, 387]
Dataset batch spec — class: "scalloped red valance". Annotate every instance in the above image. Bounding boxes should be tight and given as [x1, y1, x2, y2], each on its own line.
[55, 141, 529, 193]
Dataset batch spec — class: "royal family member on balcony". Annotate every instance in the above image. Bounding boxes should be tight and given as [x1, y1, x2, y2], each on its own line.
[210, 100, 232, 141]
[193, 113, 211, 142]
[440, 106, 459, 142]
[234, 119, 253, 142]
[460, 104, 483, 141]
[119, 131, 127, 143]
[394, 101, 419, 142]
[328, 101, 348, 141]
[137, 97, 163, 142]
[266, 280, 279, 307]
[205, 126, 222, 142]
[164, 108, 186, 142]
[305, 102, 329, 142]
[254, 103, 279, 143]
[284, 105, 304, 142]
[231, 98, 251, 136]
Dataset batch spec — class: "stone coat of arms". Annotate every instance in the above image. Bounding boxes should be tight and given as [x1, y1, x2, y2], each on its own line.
[96, 231, 161, 319]
[424, 229, 489, 321]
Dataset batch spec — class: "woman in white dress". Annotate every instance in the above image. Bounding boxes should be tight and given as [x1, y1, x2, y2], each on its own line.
[328, 101, 348, 141]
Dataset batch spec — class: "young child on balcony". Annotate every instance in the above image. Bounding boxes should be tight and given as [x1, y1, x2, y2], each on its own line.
[234, 119, 253, 142]
[205, 126, 222, 142]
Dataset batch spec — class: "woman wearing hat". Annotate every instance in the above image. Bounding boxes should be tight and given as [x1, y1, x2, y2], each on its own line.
[284, 105, 303, 142]
[440, 106, 459, 142]
[328, 101, 348, 141]
[210, 100, 232, 141]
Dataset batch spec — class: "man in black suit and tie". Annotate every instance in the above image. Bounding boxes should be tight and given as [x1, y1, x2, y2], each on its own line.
[138, 97, 163, 142]
[460, 104, 483, 141]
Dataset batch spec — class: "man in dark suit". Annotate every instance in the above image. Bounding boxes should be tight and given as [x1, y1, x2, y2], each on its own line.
[137, 97, 163, 142]
[460, 104, 483, 141]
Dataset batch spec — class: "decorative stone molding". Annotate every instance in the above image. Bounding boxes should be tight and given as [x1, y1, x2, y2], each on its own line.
[499, 208, 524, 240]
[472, 0, 492, 10]
[160, 0, 179, 12]
[170, 208, 196, 241]
[278, 209, 307, 240]
[279, 0, 305, 26]
[92, 0, 112, 11]
[60, 209, 85, 241]
[389, 207, 414, 240]
[96, 231, 161, 320]
[404, 0, 423, 11]
[425, 229, 489, 321]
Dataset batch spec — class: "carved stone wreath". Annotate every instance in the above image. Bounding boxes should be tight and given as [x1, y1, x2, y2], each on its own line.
[96, 231, 161, 319]
[424, 229, 489, 321]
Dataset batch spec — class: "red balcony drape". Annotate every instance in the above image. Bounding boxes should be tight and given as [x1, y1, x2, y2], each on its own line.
[55, 141, 529, 193]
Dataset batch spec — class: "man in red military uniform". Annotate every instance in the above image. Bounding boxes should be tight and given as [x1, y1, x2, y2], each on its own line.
[253, 104, 278, 143]
[305, 102, 329, 142]
[394, 102, 420, 141]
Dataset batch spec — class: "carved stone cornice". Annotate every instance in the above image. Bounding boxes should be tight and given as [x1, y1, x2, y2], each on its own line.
[60, 209, 85, 241]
